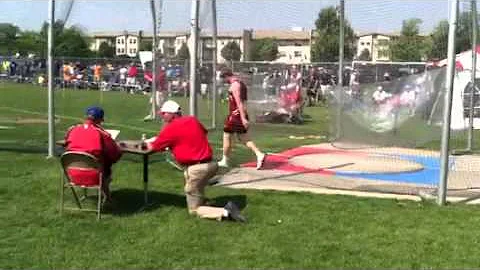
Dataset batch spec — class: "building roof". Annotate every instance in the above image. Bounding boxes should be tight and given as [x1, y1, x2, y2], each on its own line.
[355, 31, 429, 37]
[253, 29, 311, 40]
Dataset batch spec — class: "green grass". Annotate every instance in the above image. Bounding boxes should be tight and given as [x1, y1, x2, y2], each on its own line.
[3, 82, 480, 268]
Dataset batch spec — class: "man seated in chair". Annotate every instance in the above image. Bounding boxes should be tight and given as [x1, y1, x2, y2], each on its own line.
[64, 106, 123, 202]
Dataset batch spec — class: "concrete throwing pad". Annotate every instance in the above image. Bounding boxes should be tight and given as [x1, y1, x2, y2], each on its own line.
[214, 143, 480, 203]
[289, 153, 424, 174]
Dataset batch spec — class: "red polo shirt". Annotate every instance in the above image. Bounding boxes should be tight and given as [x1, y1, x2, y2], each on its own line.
[65, 120, 122, 165]
[150, 116, 213, 165]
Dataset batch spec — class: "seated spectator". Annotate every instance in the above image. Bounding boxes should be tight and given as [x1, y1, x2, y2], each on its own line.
[372, 86, 391, 105]
[64, 106, 122, 202]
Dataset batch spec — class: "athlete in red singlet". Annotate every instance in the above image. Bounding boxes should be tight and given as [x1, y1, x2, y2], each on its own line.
[218, 68, 266, 170]
[224, 77, 248, 133]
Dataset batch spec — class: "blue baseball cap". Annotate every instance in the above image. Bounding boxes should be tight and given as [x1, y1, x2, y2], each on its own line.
[85, 106, 104, 120]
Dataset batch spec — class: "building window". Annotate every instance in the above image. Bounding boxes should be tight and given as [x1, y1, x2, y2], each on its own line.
[377, 39, 389, 46]
[117, 48, 121, 53]
[121, 48, 125, 53]
[294, 51, 302, 57]
[360, 42, 364, 46]
[133, 39, 137, 44]
[366, 42, 370, 46]
[117, 39, 121, 44]
[133, 48, 136, 53]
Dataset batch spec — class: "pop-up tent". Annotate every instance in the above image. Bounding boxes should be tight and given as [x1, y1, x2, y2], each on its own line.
[431, 45, 480, 72]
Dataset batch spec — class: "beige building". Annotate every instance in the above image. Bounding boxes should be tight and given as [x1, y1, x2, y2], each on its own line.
[89, 28, 311, 63]
[253, 29, 311, 64]
[115, 32, 140, 57]
[356, 33, 393, 62]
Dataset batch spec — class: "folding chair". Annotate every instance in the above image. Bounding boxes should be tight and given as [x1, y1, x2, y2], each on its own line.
[60, 151, 104, 220]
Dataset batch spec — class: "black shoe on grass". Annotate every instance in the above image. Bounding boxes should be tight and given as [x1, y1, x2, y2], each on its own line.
[224, 201, 247, 222]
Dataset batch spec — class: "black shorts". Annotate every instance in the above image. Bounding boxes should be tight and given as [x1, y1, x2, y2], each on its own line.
[223, 114, 248, 134]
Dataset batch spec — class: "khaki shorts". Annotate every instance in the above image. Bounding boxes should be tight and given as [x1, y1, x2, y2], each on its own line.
[183, 161, 218, 212]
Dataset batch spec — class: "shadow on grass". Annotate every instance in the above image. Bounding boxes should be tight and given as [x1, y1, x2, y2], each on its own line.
[109, 188, 247, 216]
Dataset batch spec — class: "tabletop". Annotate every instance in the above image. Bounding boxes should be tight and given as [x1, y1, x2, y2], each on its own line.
[56, 139, 153, 155]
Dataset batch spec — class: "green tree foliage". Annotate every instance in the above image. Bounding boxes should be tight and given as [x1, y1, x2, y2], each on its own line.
[39, 20, 92, 58]
[427, 20, 449, 60]
[456, 11, 477, 54]
[221, 41, 242, 62]
[311, 6, 356, 62]
[139, 39, 153, 51]
[358, 48, 371, 61]
[176, 42, 190, 60]
[250, 38, 279, 61]
[97, 41, 115, 58]
[0, 23, 20, 55]
[390, 18, 426, 61]
[15, 31, 42, 56]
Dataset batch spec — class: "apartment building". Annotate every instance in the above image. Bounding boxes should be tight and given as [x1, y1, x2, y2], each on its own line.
[356, 33, 392, 62]
[89, 28, 311, 63]
[253, 29, 311, 64]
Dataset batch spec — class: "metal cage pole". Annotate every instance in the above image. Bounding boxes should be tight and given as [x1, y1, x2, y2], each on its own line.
[47, 0, 55, 158]
[189, 0, 200, 116]
[438, 0, 460, 205]
[211, 0, 218, 128]
[150, 0, 158, 120]
[335, 0, 345, 140]
[468, 0, 478, 151]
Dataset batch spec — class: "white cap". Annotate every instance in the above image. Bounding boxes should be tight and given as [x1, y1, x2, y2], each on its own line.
[160, 100, 181, 113]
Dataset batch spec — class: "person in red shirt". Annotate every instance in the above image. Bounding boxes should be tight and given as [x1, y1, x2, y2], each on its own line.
[64, 106, 122, 202]
[217, 68, 266, 170]
[146, 100, 246, 222]
[126, 62, 138, 85]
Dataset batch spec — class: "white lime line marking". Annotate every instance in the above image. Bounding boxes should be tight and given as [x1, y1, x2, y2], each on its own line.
[0, 106, 158, 133]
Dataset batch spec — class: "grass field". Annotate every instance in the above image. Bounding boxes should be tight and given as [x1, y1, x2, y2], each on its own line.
[2, 82, 480, 268]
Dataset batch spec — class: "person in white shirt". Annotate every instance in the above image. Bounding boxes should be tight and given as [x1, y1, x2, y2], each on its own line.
[400, 84, 416, 116]
[119, 66, 128, 85]
[372, 86, 391, 105]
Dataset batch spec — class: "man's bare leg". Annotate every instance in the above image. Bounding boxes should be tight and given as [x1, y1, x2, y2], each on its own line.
[238, 133, 266, 169]
[218, 132, 232, 167]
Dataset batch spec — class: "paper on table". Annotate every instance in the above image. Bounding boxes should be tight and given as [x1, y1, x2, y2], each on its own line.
[105, 129, 120, 140]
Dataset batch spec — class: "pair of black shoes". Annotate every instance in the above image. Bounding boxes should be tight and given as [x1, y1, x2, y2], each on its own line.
[224, 201, 247, 222]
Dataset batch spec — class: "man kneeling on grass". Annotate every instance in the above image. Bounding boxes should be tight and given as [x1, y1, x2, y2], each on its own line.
[145, 100, 246, 222]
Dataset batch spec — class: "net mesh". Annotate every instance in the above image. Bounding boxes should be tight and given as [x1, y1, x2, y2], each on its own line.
[1, 0, 480, 193]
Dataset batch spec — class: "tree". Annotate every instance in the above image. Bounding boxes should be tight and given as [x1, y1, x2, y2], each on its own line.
[427, 11, 480, 60]
[311, 6, 356, 62]
[139, 39, 153, 51]
[250, 38, 279, 61]
[15, 31, 41, 57]
[427, 20, 448, 60]
[39, 20, 92, 58]
[176, 42, 190, 60]
[390, 18, 426, 61]
[0, 23, 20, 56]
[97, 41, 115, 58]
[221, 41, 242, 62]
[357, 48, 371, 61]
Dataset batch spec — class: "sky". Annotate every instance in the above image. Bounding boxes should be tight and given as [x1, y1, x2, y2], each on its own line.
[0, 0, 461, 35]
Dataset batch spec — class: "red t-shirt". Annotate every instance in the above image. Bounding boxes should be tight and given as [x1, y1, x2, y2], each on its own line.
[128, 66, 138, 77]
[150, 116, 213, 165]
[65, 120, 122, 165]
